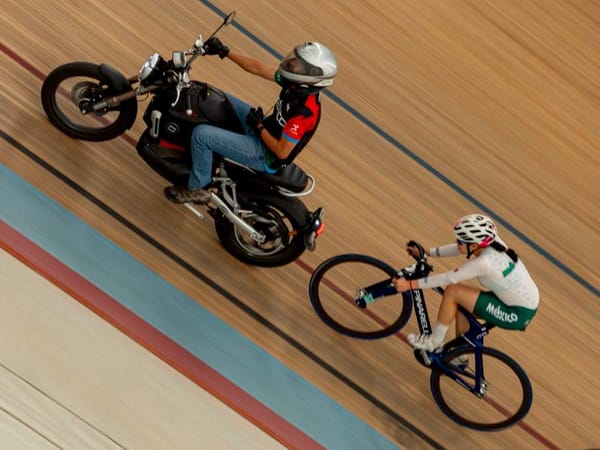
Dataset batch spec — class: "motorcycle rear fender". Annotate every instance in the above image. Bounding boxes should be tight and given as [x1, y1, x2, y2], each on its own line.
[98, 64, 138, 130]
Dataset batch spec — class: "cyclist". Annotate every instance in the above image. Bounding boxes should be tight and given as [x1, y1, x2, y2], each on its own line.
[164, 37, 338, 204]
[393, 214, 539, 351]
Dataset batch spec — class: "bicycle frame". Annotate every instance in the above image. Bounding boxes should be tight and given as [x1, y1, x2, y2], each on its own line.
[365, 278, 497, 396]
[409, 287, 498, 397]
[432, 306, 496, 396]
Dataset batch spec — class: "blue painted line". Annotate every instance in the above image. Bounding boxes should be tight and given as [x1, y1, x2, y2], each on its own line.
[198, 0, 599, 298]
[0, 163, 401, 449]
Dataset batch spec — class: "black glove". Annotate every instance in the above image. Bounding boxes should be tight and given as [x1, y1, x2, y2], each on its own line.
[203, 37, 230, 59]
[246, 107, 264, 130]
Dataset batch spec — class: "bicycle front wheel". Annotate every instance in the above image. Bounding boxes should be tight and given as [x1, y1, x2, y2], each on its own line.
[308, 254, 411, 339]
[430, 346, 533, 430]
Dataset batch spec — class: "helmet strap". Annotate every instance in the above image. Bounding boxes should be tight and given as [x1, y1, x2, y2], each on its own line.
[466, 243, 477, 259]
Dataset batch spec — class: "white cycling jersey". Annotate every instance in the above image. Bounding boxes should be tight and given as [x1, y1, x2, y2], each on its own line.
[418, 238, 539, 309]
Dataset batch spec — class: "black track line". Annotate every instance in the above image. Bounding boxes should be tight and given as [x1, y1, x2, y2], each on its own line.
[1, 129, 444, 449]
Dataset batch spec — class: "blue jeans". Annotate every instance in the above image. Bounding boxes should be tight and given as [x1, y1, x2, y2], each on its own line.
[188, 93, 267, 189]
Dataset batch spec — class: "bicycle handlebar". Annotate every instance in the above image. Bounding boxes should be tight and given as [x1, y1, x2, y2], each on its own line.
[407, 240, 426, 260]
[401, 240, 434, 280]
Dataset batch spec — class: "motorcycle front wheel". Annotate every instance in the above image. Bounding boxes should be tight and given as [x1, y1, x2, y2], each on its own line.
[214, 192, 309, 267]
[41, 62, 137, 141]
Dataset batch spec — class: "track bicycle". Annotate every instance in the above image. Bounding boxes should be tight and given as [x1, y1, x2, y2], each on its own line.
[308, 242, 533, 430]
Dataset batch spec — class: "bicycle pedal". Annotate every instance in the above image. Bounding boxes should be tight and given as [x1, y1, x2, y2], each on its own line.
[413, 349, 433, 368]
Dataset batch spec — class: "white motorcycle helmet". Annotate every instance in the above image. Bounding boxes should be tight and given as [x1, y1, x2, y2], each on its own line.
[454, 214, 497, 248]
[279, 42, 337, 87]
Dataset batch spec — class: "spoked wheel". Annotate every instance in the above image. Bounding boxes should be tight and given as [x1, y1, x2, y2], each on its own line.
[308, 254, 411, 339]
[430, 346, 533, 430]
[41, 62, 136, 141]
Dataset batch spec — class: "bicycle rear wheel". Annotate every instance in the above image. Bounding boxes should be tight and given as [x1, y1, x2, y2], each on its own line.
[308, 254, 411, 339]
[430, 346, 533, 430]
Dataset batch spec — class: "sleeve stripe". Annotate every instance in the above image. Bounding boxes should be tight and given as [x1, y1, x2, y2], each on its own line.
[282, 132, 300, 144]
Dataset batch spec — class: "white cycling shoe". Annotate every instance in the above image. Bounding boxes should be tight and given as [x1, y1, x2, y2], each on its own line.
[408, 333, 444, 351]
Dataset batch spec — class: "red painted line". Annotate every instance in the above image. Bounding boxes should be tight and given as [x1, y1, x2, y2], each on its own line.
[0, 43, 137, 148]
[0, 220, 324, 450]
[0, 43, 46, 81]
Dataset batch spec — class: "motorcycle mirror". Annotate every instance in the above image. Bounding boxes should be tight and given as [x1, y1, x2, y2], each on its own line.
[205, 10, 236, 41]
[223, 11, 236, 26]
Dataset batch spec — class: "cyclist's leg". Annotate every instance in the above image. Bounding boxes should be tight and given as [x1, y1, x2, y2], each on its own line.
[410, 283, 480, 350]
[438, 283, 480, 336]
[188, 123, 265, 189]
[473, 293, 537, 330]
[224, 93, 255, 135]
[455, 310, 469, 339]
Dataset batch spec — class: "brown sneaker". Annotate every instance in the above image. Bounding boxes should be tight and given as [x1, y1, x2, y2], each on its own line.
[164, 186, 212, 204]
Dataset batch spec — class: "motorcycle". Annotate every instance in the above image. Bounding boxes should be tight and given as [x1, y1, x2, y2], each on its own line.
[40, 11, 325, 267]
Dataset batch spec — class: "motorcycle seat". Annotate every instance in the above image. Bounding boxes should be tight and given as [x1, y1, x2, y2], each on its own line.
[259, 164, 309, 193]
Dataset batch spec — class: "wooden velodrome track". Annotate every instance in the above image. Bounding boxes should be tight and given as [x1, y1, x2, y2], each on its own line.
[1, 0, 599, 448]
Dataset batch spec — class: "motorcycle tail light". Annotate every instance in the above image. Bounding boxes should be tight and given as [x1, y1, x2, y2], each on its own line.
[314, 220, 325, 237]
[311, 207, 325, 236]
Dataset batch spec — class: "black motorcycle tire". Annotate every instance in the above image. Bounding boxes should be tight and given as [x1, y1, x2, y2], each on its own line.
[215, 192, 309, 267]
[41, 62, 136, 141]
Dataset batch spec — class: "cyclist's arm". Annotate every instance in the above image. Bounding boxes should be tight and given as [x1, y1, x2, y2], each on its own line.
[260, 129, 295, 159]
[429, 243, 460, 257]
[417, 257, 488, 289]
[261, 113, 311, 159]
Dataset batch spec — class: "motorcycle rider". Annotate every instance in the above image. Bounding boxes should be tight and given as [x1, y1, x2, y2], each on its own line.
[164, 37, 338, 204]
[392, 214, 540, 351]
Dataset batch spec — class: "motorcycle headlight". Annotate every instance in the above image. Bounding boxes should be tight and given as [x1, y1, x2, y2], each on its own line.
[138, 53, 162, 82]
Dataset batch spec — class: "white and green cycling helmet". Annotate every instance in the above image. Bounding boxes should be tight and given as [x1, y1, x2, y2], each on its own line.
[454, 214, 497, 248]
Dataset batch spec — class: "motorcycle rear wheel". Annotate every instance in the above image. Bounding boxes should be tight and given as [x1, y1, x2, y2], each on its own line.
[41, 62, 136, 141]
[215, 192, 309, 267]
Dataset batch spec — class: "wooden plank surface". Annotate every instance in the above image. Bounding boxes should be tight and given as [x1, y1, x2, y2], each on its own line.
[0, 249, 285, 450]
[1, 0, 599, 448]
